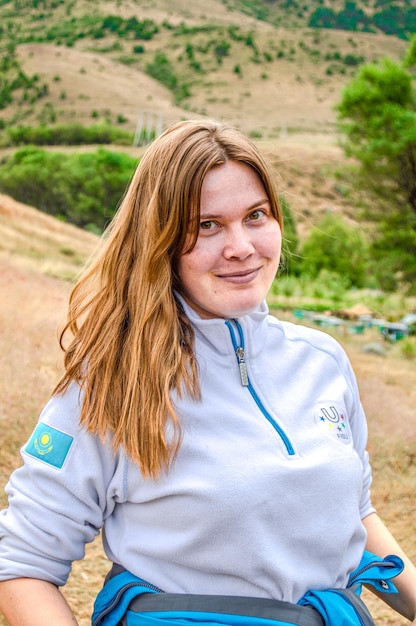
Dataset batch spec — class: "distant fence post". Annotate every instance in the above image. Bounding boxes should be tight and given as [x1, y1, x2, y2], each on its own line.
[133, 110, 163, 147]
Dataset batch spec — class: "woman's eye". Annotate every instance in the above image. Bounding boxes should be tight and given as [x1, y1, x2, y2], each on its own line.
[200, 220, 215, 231]
[247, 209, 263, 221]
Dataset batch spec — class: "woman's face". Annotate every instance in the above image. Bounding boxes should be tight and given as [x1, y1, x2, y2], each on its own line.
[177, 160, 282, 319]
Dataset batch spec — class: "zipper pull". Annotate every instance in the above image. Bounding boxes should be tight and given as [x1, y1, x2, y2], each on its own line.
[236, 347, 249, 387]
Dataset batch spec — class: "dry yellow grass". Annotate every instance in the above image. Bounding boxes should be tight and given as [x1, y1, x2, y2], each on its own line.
[0, 190, 415, 625]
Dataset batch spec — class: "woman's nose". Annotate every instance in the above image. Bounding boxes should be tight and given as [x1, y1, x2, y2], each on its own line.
[223, 226, 255, 260]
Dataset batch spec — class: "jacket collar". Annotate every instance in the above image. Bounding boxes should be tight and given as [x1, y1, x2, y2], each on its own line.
[176, 294, 270, 358]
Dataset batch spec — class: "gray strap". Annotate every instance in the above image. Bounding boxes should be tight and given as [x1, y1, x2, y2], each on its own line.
[337, 589, 376, 626]
[127, 592, 325, 626]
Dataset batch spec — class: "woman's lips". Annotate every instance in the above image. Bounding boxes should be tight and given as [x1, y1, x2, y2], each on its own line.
[217, 267, 260, 284]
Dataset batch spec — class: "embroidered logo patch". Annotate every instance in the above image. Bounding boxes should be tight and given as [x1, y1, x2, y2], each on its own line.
[25, 424, 74, 469]
[314, 402, 352, 445]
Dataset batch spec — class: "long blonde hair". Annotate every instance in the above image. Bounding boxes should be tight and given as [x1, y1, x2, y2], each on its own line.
[55, 119, 283, 477]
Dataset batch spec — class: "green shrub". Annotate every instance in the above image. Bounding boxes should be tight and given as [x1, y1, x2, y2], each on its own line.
[271, 275, 299, 297]
[271, 271, 349, 306]
[311, 269, 350, 302]
[300, 213, 369, 288]
[0, 146, 137, 231]
[228, 25, 244, 42]
[245, 32, 256, 48]
[0, 83, 13, 109]
[5, 123, 133, 146]
[146, 52, 190, 102]
[101, 15, 158, 40]
[213, 40, 231, 62]
[185, 43, 194, 60]
[400, 338, 416, 359]
[343, 53, 364, 66]
[146, 52, 178, 91]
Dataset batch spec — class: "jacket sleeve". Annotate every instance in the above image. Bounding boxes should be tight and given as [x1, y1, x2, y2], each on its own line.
[0, 382, 125, 586]
[338, 344, 376, 522]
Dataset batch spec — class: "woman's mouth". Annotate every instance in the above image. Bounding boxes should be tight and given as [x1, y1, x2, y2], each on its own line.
[217, 267, 260, 284]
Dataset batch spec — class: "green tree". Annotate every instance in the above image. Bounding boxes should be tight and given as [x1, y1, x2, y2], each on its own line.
[373, 6, 406, 38]
[299, 213, 369, 288]
[308, 7, 337, 29]
[336, 43, 416, 291]
[335, 1, 370, 32]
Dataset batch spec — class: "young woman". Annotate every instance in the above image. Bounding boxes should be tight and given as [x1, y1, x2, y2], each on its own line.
[0, 120, 415, 626]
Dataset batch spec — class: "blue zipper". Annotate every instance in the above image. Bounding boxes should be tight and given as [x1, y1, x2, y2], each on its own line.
[224, 319, 295, 456]
[347, 559, 398, 589]
[92, 579, 164, 626]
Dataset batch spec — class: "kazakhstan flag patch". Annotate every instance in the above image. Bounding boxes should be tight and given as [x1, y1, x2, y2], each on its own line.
[25, 424, 74, 469]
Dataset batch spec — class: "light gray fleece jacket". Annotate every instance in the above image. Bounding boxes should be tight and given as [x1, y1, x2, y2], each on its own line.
[0, 300, 374, 604]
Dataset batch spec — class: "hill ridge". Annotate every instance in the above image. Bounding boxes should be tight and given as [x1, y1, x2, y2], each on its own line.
[0, 0, 409, 139]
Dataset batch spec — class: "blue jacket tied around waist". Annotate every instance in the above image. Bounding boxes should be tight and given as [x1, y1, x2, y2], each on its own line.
[91, 551, 404, 626]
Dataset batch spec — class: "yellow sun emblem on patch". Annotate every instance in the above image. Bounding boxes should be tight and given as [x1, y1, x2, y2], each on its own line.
[34, 431, 53, 456]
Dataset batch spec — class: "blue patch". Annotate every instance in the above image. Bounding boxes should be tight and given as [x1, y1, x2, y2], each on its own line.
[25, 424, 74, 469]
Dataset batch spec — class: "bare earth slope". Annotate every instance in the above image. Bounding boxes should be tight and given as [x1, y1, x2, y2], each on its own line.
[6, 20, 407, 139]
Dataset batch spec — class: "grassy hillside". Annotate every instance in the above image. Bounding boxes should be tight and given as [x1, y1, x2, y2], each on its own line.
[0, 0, 409, 140]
